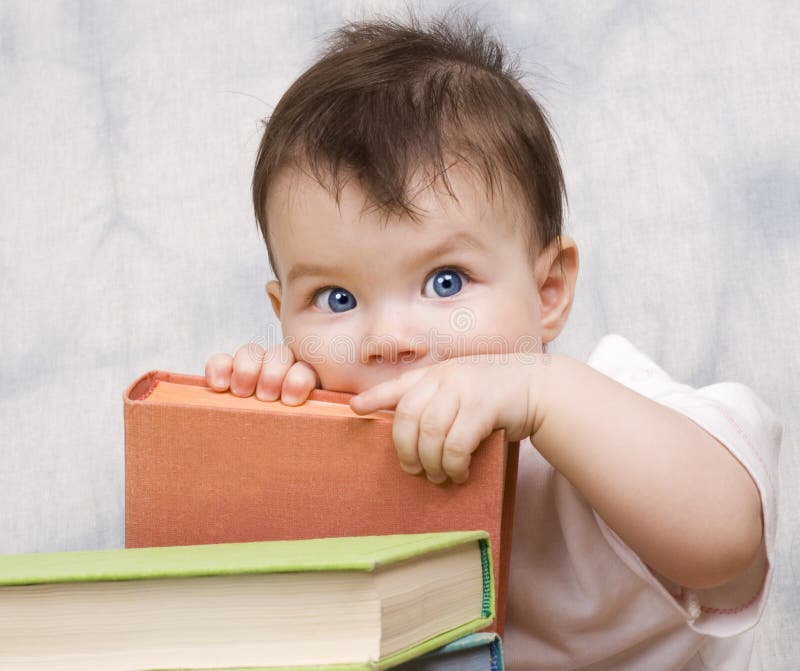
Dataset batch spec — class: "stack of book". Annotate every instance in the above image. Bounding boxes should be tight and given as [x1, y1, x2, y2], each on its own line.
[0, 368, 519, 669]
[0, 531, 502, 669]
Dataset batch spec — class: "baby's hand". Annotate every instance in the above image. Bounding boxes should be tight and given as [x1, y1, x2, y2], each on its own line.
[204, 342, 320, 406]
[349, 353, 549, 484]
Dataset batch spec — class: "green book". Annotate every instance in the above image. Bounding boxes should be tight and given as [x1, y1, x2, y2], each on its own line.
[0, 530, 494, 670]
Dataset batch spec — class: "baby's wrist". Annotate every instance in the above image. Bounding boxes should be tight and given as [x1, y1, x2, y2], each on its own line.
[527, 351, 568, 441]
[524, 352, 561, 441]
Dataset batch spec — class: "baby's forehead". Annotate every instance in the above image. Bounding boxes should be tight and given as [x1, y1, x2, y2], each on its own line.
[268, 160, 528, 238]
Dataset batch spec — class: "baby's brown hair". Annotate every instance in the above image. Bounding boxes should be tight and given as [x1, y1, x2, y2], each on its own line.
[252, 5, 567, 279]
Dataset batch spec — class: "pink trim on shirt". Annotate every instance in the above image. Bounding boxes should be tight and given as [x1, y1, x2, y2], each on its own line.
[667, 573, 767, 615]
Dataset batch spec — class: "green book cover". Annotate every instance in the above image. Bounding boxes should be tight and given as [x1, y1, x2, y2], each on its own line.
[0, 530, 494, 671]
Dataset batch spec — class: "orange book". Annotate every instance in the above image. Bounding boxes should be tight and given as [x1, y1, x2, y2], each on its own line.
[123, 370, 519, 636]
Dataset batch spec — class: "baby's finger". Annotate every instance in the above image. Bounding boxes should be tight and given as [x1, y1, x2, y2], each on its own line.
[392, 375, 440, 476]
[416, 388, 461, 484]
[230, 342, 269, 397]
[205, 353, 234, 391]
[442, 404, 493, 484]
[279, 360, 321, 406]
[350, 366, 430, 415]
[253, 341, 297, 401]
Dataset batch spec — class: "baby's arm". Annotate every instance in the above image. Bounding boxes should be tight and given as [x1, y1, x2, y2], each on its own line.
[533, 353, 763, 590]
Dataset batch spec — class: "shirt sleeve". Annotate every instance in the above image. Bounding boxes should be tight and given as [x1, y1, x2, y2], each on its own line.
[584, 333, 783, 638]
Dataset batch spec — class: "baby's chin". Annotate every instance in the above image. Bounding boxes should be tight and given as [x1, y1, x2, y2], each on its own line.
[313, 370, 367, 396]
[314, 355, 454, 396]
[316, 367, 408, 396]
[319, 379, 378, 397]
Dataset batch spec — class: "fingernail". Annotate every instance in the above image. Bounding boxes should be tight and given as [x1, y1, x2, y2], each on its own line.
[401, 462, 422, 475]
[210, 375, 224, 389]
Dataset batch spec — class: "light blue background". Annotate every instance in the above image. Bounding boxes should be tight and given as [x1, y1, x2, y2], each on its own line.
[1, 1, 797, 667]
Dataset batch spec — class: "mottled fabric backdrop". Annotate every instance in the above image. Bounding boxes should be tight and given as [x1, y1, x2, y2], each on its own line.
[1, 1, 797, 667]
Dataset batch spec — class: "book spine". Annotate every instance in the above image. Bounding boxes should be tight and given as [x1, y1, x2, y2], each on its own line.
[479, 538, 492, 620]
[495, 438, 520, 637]
[490, 634, 503, 671]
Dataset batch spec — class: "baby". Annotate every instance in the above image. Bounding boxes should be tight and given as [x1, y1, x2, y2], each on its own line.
[204, 9, 781, 670]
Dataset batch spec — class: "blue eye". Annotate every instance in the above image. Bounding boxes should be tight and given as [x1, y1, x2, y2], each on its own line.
[424, 268, 464, 298]
[312, 287, 357, 313]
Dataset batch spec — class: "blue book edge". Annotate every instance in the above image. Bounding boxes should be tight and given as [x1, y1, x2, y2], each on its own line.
[418, 631, 503, 669]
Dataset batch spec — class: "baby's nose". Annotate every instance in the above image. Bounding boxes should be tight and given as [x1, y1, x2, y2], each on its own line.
[361, 308, 428, 365]
[369, 344, 412, 363]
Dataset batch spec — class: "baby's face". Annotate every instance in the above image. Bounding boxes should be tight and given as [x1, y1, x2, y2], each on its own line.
[264, 164, 562, 395]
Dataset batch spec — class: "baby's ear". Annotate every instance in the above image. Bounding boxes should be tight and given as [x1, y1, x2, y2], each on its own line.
[537, 235, 579, 342]
[265, 280, 282, 320]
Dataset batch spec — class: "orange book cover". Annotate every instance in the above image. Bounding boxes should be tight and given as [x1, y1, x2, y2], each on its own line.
[123, 370, 519, 635]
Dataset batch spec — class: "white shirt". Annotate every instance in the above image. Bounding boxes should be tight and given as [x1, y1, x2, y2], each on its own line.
[504, 334, 782, 670]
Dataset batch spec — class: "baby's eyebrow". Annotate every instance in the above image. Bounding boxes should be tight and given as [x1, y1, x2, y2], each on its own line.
[287, 262, 341, 284]
[415, 231, 488, 263]
[286, 231, 487, 285]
